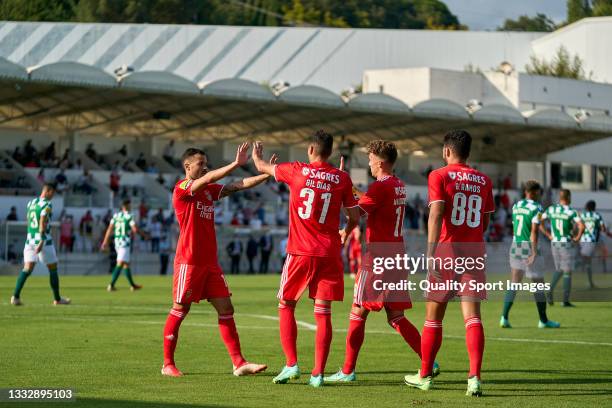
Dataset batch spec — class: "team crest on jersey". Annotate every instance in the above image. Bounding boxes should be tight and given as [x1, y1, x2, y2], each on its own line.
[448, 171, 457, 180]
[302, 167, 310, 176]
[184, 289, 192, 300]
[205, 191, 212, 201]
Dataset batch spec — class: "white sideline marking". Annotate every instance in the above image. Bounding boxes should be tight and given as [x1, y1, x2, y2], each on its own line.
[4, 302, 612, 347]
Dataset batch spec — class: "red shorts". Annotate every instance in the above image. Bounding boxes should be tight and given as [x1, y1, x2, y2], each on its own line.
[173, 262, 231, 304]
[353, 268, 412, 312]
[277, 254, 344, 301]
[424, 269, 487, 302]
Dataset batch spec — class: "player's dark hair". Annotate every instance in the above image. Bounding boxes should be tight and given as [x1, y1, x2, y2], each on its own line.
[310, 129, 333, 159]
[559, 189, 571, 201]
[181, 148, 206, 163]
[524, 180, 541, 195]
[121, 199, 131, 208]
[586, 200, 596, 211]
[443, 129, 472, 160]
[366, 140, 398, 164]
[43, 182, 57, 191]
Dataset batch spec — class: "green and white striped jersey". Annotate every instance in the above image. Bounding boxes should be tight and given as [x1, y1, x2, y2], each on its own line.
[25, 197, 53, 246]
[541, 204, 581, 243]
[511, 199, 543, 243]
[111, 211, 136, 248]
[580, 211, 605, 243]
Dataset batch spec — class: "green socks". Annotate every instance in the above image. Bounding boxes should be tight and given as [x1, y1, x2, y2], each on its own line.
[49, 266, 61, 302]
[534, 291, 548, 323]
[110, 265, 122, 287]
[502, 290, 517, 319]
[550, 271, 563, 291]
[123, 267, 136, 287]
[13, 270, 31, 298]
[563, 273, 572, 303]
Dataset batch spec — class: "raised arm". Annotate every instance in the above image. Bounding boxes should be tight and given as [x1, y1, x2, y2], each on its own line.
[251, 141, 276, 177]
[340, 207, 361, 245]
[220, 154, 278, 198]
[191, 142, 250, 194]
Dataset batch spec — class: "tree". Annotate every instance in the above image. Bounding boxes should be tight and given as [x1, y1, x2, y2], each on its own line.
[567, 0, 592, 23]
[0, 0, 75, 21]
[525, 46, 589, 80]
[498, 13, 556, 32]
[592, 0, 612, 16]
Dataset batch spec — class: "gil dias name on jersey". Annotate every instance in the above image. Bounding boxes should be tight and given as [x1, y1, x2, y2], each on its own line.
[111, 212, 136, 248]
[26, 197, 53, 246]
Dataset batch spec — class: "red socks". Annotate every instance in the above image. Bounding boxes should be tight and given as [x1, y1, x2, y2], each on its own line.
[342, 312, 366, 374]
[389, 316, 421, 358]
[312, 304, 332, 376]
[278, 303, 298, 366]
[218, 313, 247, 368]
[465, 316, 484, 379]
[420, 320, 443, 377]
[163, 308, 188, 366]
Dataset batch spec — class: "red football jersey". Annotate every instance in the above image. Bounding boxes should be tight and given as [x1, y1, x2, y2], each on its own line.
[173, 179, 224, 266]
[359, 175, 407, 243]
[275, 161, 358, 257]
[427, 163, 494, 243]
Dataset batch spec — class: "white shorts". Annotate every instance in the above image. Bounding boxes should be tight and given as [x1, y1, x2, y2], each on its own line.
[116, 246, 131, 263]
[509, 242, 543, 279]
[23, 244, 58, 265]
[551, 242, 577, 272]
[580, 242, 597, 257]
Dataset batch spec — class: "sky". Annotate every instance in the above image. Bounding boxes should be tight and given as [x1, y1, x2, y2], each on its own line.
[443, 0, 568, 30]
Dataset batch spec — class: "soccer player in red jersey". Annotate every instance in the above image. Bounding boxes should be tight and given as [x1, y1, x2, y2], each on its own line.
[404, 130, 494, 396]
[346, 228, 362, 279]
[251, 130, 361, 387]
[326, 140, 431, 383]
[161, 142, 273, 378]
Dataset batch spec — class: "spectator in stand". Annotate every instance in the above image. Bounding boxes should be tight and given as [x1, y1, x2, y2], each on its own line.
[150, 217, 162, 253]
[6, 206, 18, 221]
[156, 172, 165, 186]
[136, 153, 147, 170]
[226, 235, 243, 275]
[24, 157, 38, 168]
[139, 201, 148, 221]
[60, 215, 74, 253]
[24, 139, 37, 162]
[92, 215, 105, 252]
[118, 145, 128, 156]
[55, 169, 68, 194]
[246, 236, 258, 274]
[74, 158, 83, 171]
[153, 208, 164, 224]
[103, 209, 112, 226]
[500, 189, 510, 210]
[162, 140, 176, 167]
[76, 169, 94, 195]
[503, 173, 513, 190]
[37, 168, 45, 184]
[259, 232, 273, 274]
[85, 143, 98, 163]
[43, 142, 56, 163]
[230, 213, 240, 226]
[80, 210, 94, 253]
[159, 233, 171, 275]
[110, 168, 120, 198]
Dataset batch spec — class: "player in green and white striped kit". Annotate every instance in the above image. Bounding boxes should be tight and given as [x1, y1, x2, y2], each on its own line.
[500, 181, 560, 329]
[101, 199, 149, 291]
[540, 189, 584, 307]
[11, 183, 70, 306]
[579, 200, 608, 289]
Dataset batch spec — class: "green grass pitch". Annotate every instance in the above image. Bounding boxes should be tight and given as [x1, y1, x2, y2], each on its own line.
[2, 274, 612, 408]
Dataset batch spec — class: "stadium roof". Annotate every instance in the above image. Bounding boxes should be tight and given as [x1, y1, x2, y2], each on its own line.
[0, 21, 611, 162]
